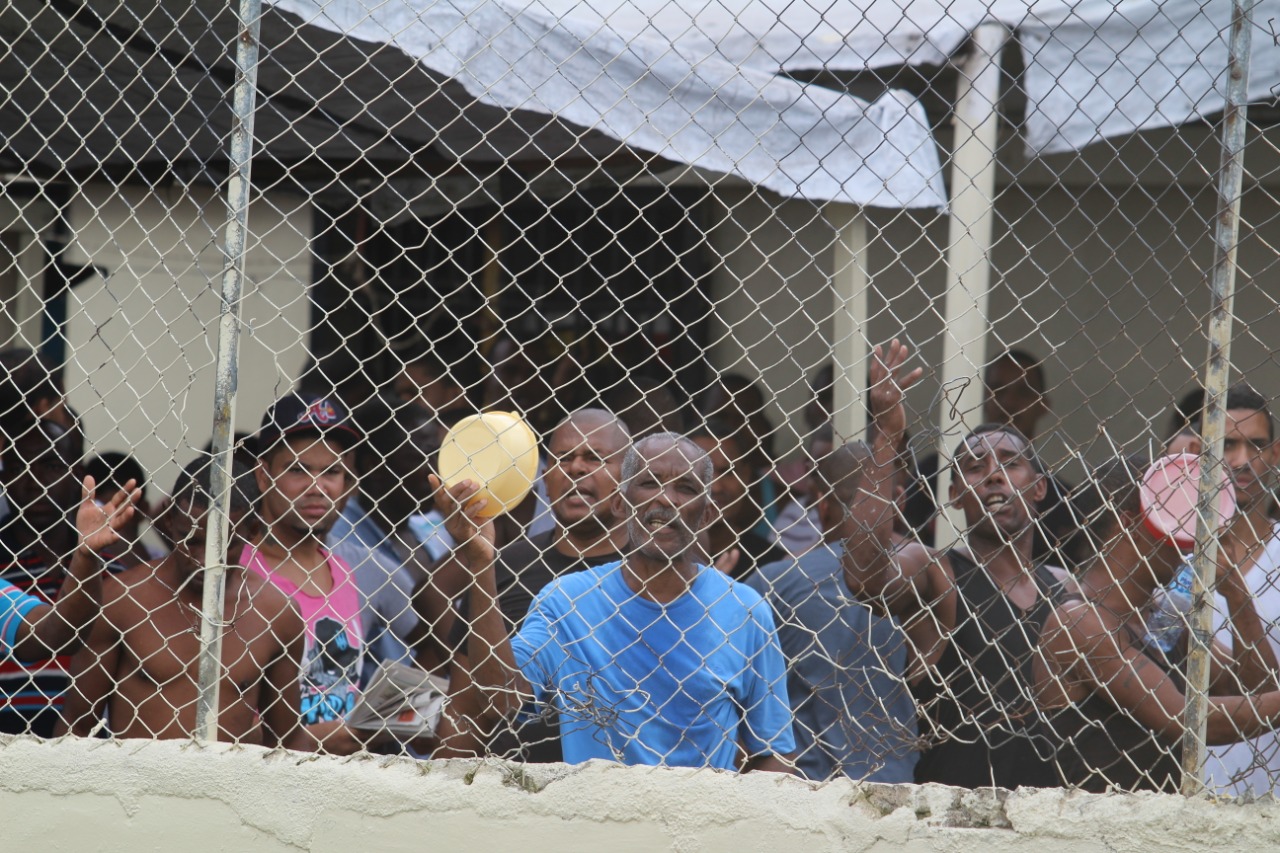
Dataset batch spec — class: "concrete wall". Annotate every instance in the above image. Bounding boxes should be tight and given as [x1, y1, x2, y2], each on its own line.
[3, 737, 1278, 852]
[59, 183, 312, 499]
[706, 128, 1280, 477]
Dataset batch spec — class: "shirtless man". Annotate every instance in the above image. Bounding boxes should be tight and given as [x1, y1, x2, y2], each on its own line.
[843, 340, 1062, 788]
[61, 459, 310, 748]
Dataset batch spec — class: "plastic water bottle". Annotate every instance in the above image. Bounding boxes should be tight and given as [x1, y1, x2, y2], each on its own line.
[1145, 561, 1195, 653]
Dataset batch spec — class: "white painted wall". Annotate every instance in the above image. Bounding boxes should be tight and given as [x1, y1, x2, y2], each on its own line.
[59, 183, 312, 499]
[707, 144, 1280, 480]
[2, 738, 1277, 852]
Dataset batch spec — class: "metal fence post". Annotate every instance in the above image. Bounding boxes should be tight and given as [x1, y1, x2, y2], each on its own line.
[194, 0, 264, 743]
[1181, 0, 1257, 794]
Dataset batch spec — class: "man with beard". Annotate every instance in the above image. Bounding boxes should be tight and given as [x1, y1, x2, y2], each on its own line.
[61, 457, 311, 748]
[437, 432, 795, 771]
[844, 341, 1064, 788]
[244, 393, 366, 753]
[1196, 385, 1280, 794]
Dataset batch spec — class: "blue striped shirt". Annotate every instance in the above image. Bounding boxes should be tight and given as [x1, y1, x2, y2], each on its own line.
[0, 579, 44, 657]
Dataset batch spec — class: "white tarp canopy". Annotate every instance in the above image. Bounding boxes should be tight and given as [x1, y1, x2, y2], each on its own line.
[5, 0, 1278, 205]
[272, 0, 1280, 163]
[460, 0, 1280, 153]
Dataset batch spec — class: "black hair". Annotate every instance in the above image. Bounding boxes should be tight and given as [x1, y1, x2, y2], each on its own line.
[1065, 454, 1149, 563]
[1171, 384, 1275, 443]
[814, 441, 872, 504]
[950, 422, 1045, 476]
[1223, 384, 1274, 442]
[85, 452, 148, 495]
[1167, 388, 1205, 439]
[0, 348, 61, 439]
[349, 394, 436, 473]
[687, 417, 751, 461]
[605, 375, 686, 438]
[171, 455, 260, 518]
[404, 332, 488, 403]
[985, 349, 1046, 393]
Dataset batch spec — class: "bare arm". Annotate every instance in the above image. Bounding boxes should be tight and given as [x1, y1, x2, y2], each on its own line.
[842, 340, 940, 622]
[56, 578, 125, 737]
[429, 476, 531, 722]
[13, 477, 139, 661]
[262, 604, 310, 751]
[1045, 602, 1280, 747]
[1209, 554, 1280, 695]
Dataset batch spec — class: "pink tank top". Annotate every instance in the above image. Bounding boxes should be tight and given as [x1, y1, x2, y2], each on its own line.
[240, 543, 364, 726]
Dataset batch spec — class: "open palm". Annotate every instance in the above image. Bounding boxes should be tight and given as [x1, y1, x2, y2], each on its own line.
[75, 475, 141, 555]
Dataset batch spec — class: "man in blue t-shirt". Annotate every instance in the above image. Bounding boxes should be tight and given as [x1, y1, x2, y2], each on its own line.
[435, 432, 796, 772]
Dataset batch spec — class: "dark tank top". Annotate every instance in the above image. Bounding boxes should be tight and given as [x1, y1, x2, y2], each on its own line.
[1035, 607, 1187, 793]
[912, 549, 1060, 788]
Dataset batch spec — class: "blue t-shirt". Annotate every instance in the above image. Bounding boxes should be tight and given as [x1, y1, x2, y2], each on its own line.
[0, 579, 43, 657]
[749, 544, 918, 783]
[511, 561, 795, 769]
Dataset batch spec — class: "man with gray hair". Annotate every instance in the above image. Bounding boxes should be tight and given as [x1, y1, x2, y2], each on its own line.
[435, 431, 796, 771]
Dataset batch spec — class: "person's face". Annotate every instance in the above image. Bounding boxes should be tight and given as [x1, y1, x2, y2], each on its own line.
[166, 500, 209, 585]
[615, 440, 712, 562]
[361, 417, 440, 526]
[256, 436, 352, 536]
[690, 435, 749, 532]
[1165, 430, 1203, 458]
[487, 339, 550, 416]
[394, 364, 466, 418]
[1222, 408, 1277, 509]
[2, 422, 79, 534]
[950, 431, 1047, 540]
[984, 362, 1048, 438]
[544, 419, 627, 531]
[164, 502, 253, 591]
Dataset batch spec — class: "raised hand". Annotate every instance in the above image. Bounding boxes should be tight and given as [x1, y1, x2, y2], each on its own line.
[428, 474, 498, 564]
[867, 338, 923, 445]
[75, 475, 141, 556]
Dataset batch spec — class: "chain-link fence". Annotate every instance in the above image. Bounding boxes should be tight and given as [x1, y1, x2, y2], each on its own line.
[6, 0, 1280, 796]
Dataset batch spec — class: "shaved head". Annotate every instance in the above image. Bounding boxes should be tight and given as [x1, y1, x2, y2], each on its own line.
[555, 408, 630, 446]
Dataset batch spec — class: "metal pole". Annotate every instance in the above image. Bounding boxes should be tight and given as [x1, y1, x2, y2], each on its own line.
[1181, 0, 1256, 795]
[195, 0, 264, 743]
[934, 22, 1009, 547]
[828, 203, 869, 442]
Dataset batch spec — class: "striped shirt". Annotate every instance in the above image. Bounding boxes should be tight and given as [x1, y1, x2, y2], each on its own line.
[0, 580, 44, 657]
[0, 548, 124, 734]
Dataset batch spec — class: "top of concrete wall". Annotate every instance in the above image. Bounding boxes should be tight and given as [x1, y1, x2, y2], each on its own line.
[2, 737, 1277, 853]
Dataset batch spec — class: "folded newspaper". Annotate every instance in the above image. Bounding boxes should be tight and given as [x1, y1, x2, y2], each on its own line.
[347, 660, 449, 737]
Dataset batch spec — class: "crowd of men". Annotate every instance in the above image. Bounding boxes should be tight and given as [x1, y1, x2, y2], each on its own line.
[3, 340, 1280, 795]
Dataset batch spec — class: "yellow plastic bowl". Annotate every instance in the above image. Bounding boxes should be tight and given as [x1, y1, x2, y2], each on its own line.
[437, 411, 540, 518]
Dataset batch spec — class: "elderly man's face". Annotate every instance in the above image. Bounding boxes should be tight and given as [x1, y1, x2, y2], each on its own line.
[618, 440, 710, 562]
